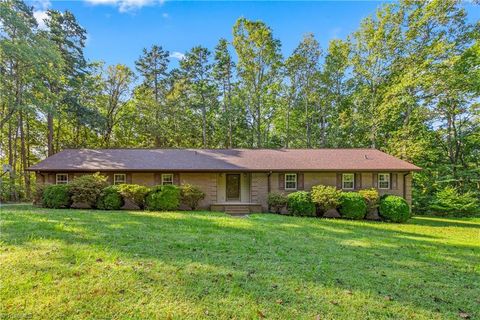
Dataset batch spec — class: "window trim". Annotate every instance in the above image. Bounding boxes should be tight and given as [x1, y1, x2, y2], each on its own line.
[284, 173, 297, 191]
[378, 173, 390, 190]
[342, 173, 355, 190]
[161, 173, 174, 185]
[56, 173, 69, 184]
[113, 173, 126, 185]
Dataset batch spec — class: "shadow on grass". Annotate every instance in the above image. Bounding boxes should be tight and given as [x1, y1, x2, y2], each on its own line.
[1, 205, 479, 318]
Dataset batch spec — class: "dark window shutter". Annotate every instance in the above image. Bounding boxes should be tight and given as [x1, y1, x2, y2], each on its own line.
[126, 173, 132, 184]
[355, 173, 362, 190]
[373, 173, 378, 188]
[173, 173, 180, 185]
[390, 173, 396, 190]
[279, 173, 285, 190]
[49, 174, 55, 184]
[154, 173, 161, 185]
[297, 173, 304, 190]
[106, 173, 113, 184]
[336, 173, 342, 189]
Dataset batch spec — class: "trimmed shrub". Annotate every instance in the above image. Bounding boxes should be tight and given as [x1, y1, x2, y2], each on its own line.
[429, 186, 479, 217]
[339, 192, 367, 220]
[359, 188, 380, 211]
[180, 184, 205, 210]
[117, 184, 150, 209]
[42, 184, 71, 208]
[268, 192, 288, 214]
[97, 186, 123, 210]
[287, 191, 316, 216]
[69, 173, 108, 208]
[311, 185, 342, 211]
[146, 184, 181, 211]
[379, 195, 410, 223]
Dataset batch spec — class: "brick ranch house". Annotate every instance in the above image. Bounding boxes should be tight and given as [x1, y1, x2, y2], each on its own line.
[28, 148, 420, 213]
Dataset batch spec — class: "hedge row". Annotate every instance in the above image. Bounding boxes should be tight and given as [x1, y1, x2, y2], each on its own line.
[268, 185, 410, 223]
[37, 174, 205, 211]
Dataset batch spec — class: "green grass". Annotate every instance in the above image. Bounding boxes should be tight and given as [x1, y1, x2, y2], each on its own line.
[1, 205, 479, 319]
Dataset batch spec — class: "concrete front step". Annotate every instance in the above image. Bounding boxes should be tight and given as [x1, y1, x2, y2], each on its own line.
[225, 206, 250, 214]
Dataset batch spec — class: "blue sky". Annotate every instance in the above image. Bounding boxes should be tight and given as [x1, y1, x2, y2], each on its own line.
[30, 1, 480, 69]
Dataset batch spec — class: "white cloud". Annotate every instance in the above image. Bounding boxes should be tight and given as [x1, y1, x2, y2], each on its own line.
[33, 10, 49, 29]
[170, 51, 185, 60]
[85, 0, 164, 13]
[162, 12, 168, 18]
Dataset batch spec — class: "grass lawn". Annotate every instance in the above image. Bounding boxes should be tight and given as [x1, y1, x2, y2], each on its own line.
[1, 205, 479, 319]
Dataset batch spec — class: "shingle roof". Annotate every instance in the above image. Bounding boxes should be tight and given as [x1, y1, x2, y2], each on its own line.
[27, 148, 421, 172]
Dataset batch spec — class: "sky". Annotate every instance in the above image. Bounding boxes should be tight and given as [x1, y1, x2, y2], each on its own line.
[29, 0, 480, 69]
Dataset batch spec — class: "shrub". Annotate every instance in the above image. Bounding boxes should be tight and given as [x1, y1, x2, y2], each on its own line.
[180, 184, 205, 210]
[42, 184, 71, 208]
[146, 184, 180, 211]
[311, 185, 342, 211]
[359, 188, 380, 211]
[33, 184, 46, 206]
[97, 186, 123, 210]
[117, 184, 150, 208]
[287, 191, 316, 216]
[379, 195, 410, 223]
[268, 192, 288, 214]
[339, 192, 367, 220]
[69, 173, 108, 208]
[429, 186, 480, 217]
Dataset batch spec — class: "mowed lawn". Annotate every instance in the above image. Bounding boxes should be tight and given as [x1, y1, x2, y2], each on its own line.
[1, 205, 479, 319]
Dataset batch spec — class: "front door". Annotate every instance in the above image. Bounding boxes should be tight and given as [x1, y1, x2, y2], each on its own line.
[226, 174, 241, 201]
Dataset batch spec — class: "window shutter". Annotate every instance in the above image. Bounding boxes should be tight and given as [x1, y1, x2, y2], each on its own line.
[297, 173, 304, 190]
[154, 173, 161, 185]
[126, 173, 132, 184]
[336, 173, 342, 189]
[279, 173, 285, 190]
[48, 174, 55, 184]
[68, 173, 75, 183]
[355, 173, 362, 190]
[391, 173, 397, 190]
[106, 173, 113, 184]
[173, 173, 180, 185]
[373, 173, 378, 188]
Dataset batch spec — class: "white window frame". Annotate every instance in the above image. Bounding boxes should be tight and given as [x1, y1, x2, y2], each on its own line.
[162, 173, 173, 185]
[56, 173, 69, 184]
[113, 173, 126, 185]
[378, 173, 390, 189]
[342, 173, 355, 190]
[285, 173, 297, 190]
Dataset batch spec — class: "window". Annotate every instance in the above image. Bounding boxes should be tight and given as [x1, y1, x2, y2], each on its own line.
[114, 174, 126, 185]
[162, 174, 173, 185]
[342, 173, 354, 190]
[378, 173, 390, 189]
[285, 173, 297, 190]
[56, 173, 68, 184]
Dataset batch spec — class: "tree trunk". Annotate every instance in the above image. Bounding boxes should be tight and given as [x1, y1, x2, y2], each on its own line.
[47, 112, 54, 156]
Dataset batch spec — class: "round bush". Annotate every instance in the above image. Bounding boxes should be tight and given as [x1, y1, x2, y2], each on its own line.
[97, 186, 123, 210]
[311, 185, 342, 211]
[339, 192, 367, 220]
[358, 188, 380, 211]
[146, 185, 180, 211]
[379, 195, 410, 223]
[69, 173, 108, 208]
[268, 192, 288, 213]
[117, 184, 150, 209]
[287, 191, 316, 216]
[180, 184, 206, 210]
[42, 184, 71, 208]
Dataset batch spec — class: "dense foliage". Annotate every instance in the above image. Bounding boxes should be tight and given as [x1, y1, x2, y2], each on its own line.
[310, 185, 342, 211]
[42, 184, 71, 208]
[358, 188, 380, 212]
[145, 185, 181, 211]
[68, 174, 108, 208]
[116, 184, 150, 209]
[287, 191, 316, 216]
[96, 186, 123, 210]
[379, 195, 411, 223]
[429, 187, 480, 217]
[1, 0, 479, 212]
[180, 184, 206, 210]
[267, 192, 288, 214]
[339, 192, 367, 220]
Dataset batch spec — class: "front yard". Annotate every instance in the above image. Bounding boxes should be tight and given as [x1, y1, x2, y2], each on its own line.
[0, 205, 479, 319]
